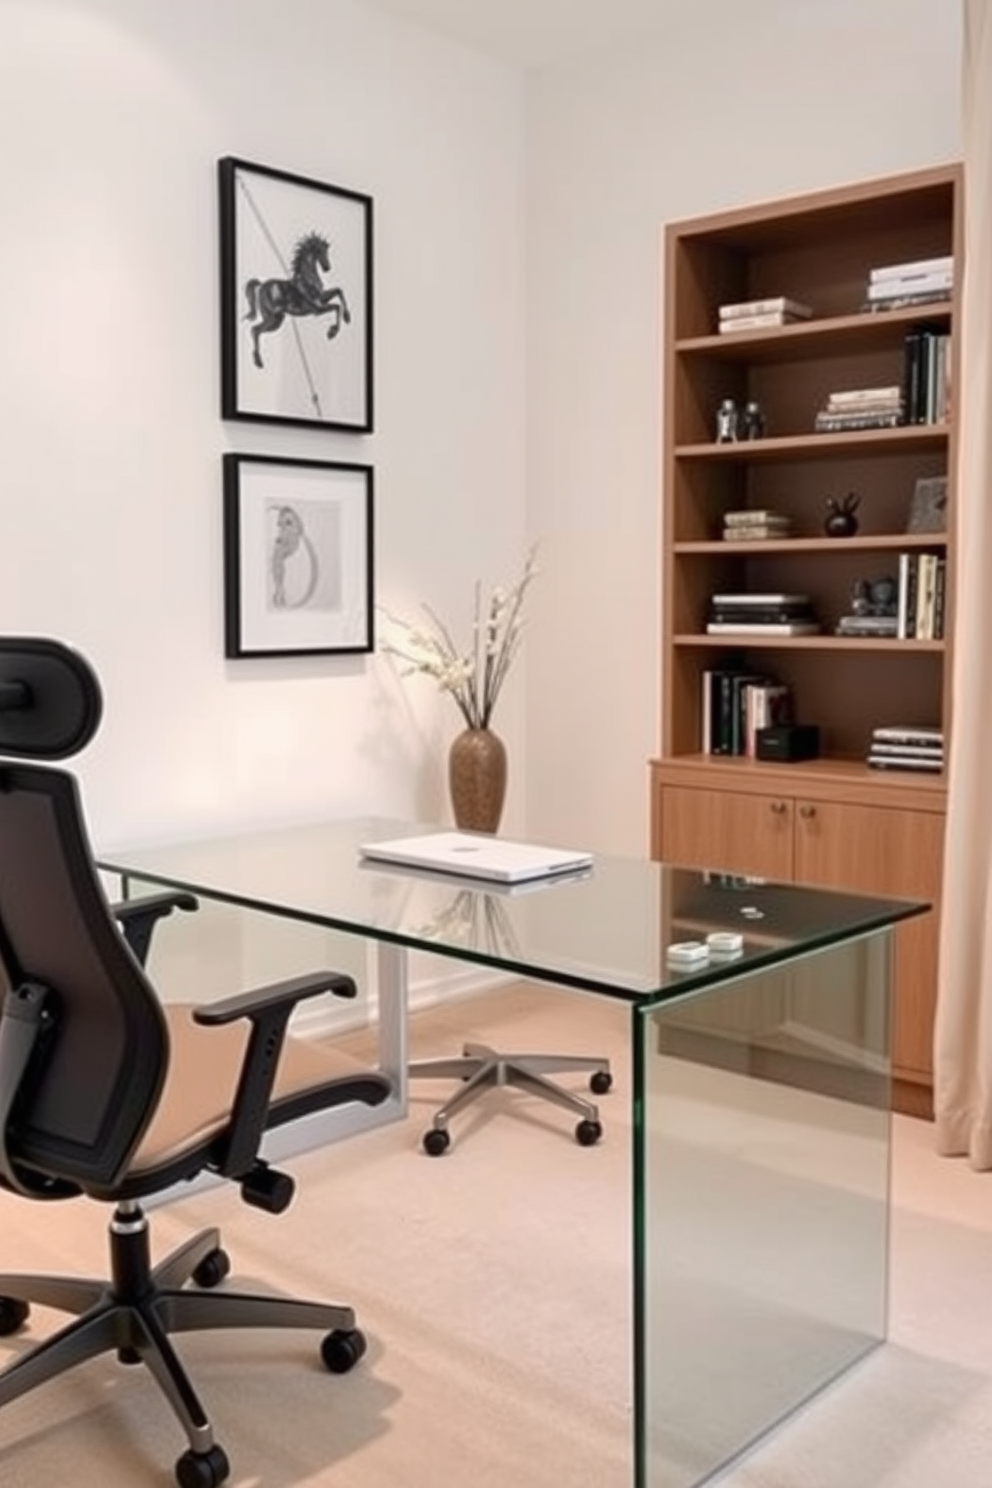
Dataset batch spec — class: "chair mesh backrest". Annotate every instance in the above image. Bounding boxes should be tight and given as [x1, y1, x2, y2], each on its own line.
[0, 763, 169, 1191]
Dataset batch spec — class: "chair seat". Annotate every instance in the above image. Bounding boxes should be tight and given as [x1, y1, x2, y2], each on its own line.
[132, 1007, 365, 1171]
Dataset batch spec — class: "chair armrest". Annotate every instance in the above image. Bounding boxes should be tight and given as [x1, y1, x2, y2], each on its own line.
[191, 970, 357, 1180]
[192, 970, 356, 1026]
[112, 891, 199, 967]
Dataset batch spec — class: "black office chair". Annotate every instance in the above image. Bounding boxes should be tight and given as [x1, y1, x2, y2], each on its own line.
[0, 637, 392, 1488]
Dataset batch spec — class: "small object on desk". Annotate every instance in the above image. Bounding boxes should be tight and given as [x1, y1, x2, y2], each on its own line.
[706, 930, 744, 958]
[666, 940, 710, 967]
[358, 830, 593, 885]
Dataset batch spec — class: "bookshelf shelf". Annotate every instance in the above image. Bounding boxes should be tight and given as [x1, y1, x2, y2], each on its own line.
[675, 426, 949, 461]
[675, 534, 948, 555]
[675, 301, 953, 363]
[650, 163, 961, 1117]
[673, 634, 945, 653]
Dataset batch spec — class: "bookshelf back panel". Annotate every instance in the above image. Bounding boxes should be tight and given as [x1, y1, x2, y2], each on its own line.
[676, 647, 943, 759]
[669, 461, 746, 542]
[686, 549, 945, 635]
[745, 452, 949, 538]
[669, 175, 955, 338]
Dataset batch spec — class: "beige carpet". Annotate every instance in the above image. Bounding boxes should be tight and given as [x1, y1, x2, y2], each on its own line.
[1, 983, 991, 1487]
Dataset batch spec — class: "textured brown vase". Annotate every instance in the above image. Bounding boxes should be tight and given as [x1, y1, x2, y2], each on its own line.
[448, 727, 507, 834]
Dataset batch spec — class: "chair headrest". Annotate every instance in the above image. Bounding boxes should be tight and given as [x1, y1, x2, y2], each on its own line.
[0, 638, 102, 760]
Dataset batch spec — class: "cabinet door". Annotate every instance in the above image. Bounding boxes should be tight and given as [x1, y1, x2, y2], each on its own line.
[794, 800, 943, 1082]
[658, 786, 794, 879]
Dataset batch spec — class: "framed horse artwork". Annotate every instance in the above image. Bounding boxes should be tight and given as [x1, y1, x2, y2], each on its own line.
[218, 157, 374, 432]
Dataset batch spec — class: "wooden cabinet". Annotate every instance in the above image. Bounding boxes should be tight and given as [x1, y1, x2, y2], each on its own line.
[651, 165, 960, 1116]
[651, 768, 943, 1110]
[656, 781, 793, 878]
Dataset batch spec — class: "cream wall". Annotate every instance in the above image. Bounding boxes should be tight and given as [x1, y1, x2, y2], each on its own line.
[0, 0, 964, 866]
[524, 0, 963, 854]
[0, 0, 527, 849]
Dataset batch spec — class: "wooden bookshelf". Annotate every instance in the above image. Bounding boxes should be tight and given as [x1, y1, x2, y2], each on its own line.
[650, 164, 962, 1118]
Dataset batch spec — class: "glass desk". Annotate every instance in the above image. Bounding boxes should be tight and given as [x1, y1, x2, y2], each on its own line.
[99, 817, 926, 1488]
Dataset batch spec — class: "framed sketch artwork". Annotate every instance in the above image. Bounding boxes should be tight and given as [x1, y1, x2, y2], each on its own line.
[218, 157, 374, 432]
[223, 455, 374, 658]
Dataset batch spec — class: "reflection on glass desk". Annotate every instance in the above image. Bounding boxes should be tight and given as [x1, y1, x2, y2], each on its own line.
[98, 818, 927, 1488]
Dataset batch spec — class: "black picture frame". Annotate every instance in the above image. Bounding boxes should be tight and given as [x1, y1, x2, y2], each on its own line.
[218, 157, 374, 432]
[223, 454, 374, 658]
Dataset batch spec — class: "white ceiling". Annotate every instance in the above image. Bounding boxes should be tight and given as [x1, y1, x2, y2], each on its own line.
[356, 0, 669, 67]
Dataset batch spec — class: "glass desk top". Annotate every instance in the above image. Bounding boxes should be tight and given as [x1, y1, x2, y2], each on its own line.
[99, 816, 926, 1006]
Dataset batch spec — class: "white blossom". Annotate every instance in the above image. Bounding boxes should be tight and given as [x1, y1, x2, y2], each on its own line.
[379, 547, 538, 730]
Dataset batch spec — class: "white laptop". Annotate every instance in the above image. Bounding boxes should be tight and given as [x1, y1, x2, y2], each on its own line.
[358, 831, 594, 885]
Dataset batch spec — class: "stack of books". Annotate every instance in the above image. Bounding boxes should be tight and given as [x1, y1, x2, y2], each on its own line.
[814, 385, 905, 433]
[895, 551, 947, 639]
[904, 327, 951, 424]
[721, 509, 794, 542]
[864, 255, 954, 312]
[835, 612, 898, 639]
[717, 296, 812, 334]
[867, 725, 944, 773]
[706, 593, 819, 636]
[701, 668, 792, 756]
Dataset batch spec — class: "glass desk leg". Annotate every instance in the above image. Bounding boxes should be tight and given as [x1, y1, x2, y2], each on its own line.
[633, 929, 892, 1488]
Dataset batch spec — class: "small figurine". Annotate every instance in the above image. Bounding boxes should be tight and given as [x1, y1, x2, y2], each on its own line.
[740, 400, 766, 440]
[867, 576, 898, 616]
[824, 491, 861, 537]
[850, 579, 871, 616]
[716, 398, 739, 443]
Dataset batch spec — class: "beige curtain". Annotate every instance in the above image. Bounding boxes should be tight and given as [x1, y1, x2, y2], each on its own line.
[933, 0, 992, 1168]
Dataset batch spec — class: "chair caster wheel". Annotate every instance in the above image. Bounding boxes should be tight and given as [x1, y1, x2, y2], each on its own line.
[0, 1297, 29, 1335]
[192, 1248, 231, 1289]
[321, 1326, 368, 1373]
[590, 1070, 613, 1095]
[575, 1118, 603, 1147]
[175, 1443, 230, 1488]
[423, 1127, 451, 1157]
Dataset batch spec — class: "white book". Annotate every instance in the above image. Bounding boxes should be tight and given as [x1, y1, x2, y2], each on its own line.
[871, 741, 944, 758]
[873, 725, 943, 743]
[827, 386, 903, 406]
[915, 553, 937, 640]
[896, 551, 913, 640]
[718, 312, 802, 333]
[719, 296, 812, 321]
[869, 254, 953, 283]
[867, 753, 943, 772]
[706, 622, 820, 636]
[868, 269, 953, 301]
[723, 509, 790, 526]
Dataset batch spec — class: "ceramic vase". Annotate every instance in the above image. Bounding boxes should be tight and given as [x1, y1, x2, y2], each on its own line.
[448, 727, 507, 834]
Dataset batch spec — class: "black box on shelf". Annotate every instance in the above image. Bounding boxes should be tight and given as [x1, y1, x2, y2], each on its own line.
[755, 724, 821, 763]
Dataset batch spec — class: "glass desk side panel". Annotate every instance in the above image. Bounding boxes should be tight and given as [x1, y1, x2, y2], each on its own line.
[634, 929, 892, 1488]
[118, 873, 374, 1033]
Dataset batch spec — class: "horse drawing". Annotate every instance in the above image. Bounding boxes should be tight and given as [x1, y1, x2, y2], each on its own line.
[243, 231, 351, 370]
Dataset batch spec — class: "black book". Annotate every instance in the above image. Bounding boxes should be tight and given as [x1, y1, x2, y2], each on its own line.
[902, 327, 925, 424]
[710, 605, 813, 625]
